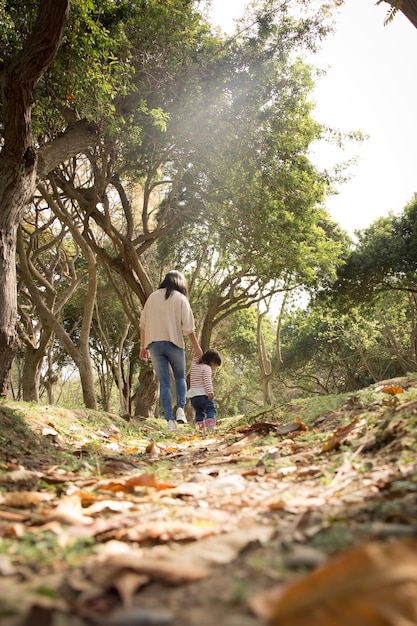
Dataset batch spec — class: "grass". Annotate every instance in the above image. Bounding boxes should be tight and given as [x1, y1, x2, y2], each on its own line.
[0, 531, 97, 567]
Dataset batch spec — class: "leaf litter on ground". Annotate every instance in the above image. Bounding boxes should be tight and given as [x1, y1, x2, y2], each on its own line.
[0, 376, 417, 625]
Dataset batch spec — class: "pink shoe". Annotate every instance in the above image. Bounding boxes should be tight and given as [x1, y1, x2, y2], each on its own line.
[205, 418, 216, 431]
[196, 422, 205, 431]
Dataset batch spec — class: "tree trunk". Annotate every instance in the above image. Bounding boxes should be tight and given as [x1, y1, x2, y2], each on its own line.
[117, 324, 131, 414]
[78, 354, 98, 410]
[42, 343, 58, 405]
[0, 217, 20, 396]
[18, 306, 55, 402]
[77, 243, 98, 410]
[134, 362, 159, 417]
[257, 311, 273, 405]
[200, 302, 218, 352]
[21, 345, 43, 402]
[0, 0, 70, 396]
[410, 292, 417, 364]
[257, 295, 285, 406]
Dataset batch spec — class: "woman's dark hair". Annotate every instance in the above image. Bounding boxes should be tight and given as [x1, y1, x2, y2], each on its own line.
[159, 270, 189, 299]
[200, 349, 221, 367]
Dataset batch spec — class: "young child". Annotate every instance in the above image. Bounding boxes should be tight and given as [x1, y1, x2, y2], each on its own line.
[187, 349, 221, 431]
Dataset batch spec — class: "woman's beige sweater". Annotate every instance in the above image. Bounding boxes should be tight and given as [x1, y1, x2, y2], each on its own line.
[140, 288, 195, 349]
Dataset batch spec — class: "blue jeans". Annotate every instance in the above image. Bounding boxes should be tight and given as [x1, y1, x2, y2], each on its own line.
[148, 341, 186, 421]
[190, 395, 216, 423]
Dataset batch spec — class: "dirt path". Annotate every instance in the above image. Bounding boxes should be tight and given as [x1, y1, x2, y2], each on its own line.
[1, 380, 417, 625]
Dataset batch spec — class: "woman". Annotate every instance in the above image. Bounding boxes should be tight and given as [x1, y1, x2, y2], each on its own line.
[139, 270, 203, 430]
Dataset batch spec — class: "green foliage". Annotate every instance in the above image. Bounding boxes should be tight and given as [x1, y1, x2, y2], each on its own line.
[271, 195, 416, 399]
[209, 308, 264, 415]
[149, 1, 348, 386]
[332, 194, 417, 304]
[35, 0, 135, 134]
[280, 305, 353, 394]
[0, 0, 38, 63]
[280, 274, 417, 397]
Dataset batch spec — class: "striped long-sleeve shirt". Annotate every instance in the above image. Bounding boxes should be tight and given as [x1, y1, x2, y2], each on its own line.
[187, 356, 214, 398]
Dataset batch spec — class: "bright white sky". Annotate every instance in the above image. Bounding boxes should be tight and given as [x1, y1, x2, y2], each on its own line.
[208, 0, 417, 235]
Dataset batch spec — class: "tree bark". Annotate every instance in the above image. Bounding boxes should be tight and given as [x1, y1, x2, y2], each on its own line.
[0, 0, 70, 396]
[385, 0, 417, 29]
[22, 343, 45, 402]
[134, 362, 159, 418]
[257, 311, 273, 405]
[257, 293, 285, 405]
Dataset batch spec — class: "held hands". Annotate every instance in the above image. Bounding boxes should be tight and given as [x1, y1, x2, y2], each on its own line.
[139, 347, 149, 362]
[188, 332, 203, 359]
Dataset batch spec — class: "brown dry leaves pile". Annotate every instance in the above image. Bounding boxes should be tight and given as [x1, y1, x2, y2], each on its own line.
[253, 538, 417, 625]
[1, 381, 417, 626]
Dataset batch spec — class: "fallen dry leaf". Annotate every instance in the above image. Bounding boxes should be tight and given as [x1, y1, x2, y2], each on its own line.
[90, 552, 209, 587]
[105, 607, 173, 625]
[322, 416, 360, 452]
[125, 472, 174, 490]
[0, 509, 30, 521]
[83, 499, 134, 515]
[378, 385, 404, 395]
[275, 417, 307, 437]
[48, 492, 94, 525]
[118, 519, 214, 543]
[3, 468, 42, 482]
[89, 526, 275, 595]
[250, 538, 417, 625]
[207, 473, 247, 495]
[42, 426, 58, 437]
[221, 433, 260, 454]
[244, 422, 282, 435]
[92, 472, 174, 494]
[172, 526, 275, 567]
[145, 440, 159, 454]
[0, 491, 54, 508]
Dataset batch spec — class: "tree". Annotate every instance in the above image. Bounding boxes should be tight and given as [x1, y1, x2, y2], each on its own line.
[18, 180, 99, 408]
[279, 304, 370, 395]
[280, 196, 417, 395]
[338, 1, 417, 31]
[307, 197, 417, 391]
[37, 0, 223, 308]
[0, 0, 105, 396]
[17, 200, 80, 402]
[28, 0, 339, 415]
[279, 285, 417, 396]
[7, 0, 350, 414]
[153, 7, 345, 352]
[333, 196, 417, 304]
